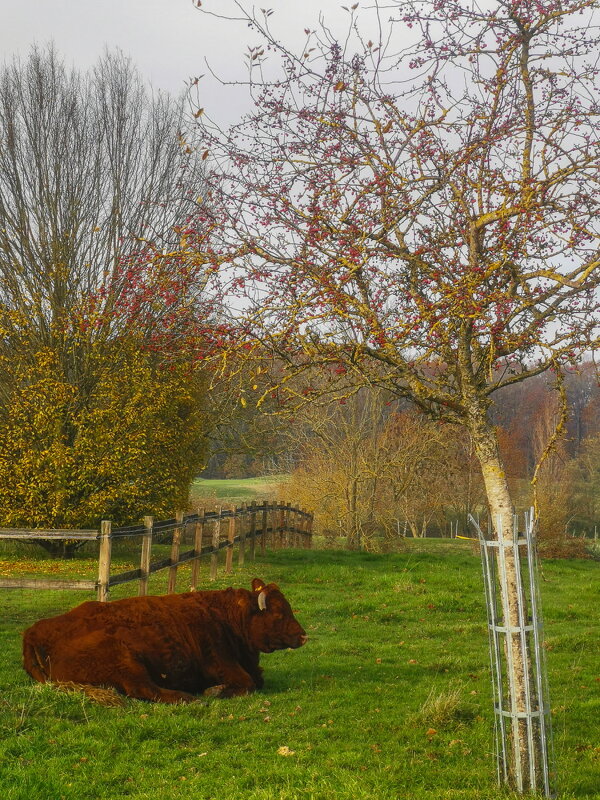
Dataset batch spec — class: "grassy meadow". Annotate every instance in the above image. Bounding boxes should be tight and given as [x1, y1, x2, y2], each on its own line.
[0, 542, 598, 800]
[190, 475, 290, 508]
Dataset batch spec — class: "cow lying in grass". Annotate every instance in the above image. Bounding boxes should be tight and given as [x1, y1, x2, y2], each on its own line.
[22, 579, 307, 703]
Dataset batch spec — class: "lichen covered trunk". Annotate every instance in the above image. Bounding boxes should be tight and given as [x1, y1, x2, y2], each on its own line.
[471, 420, 515, 527]
[468, 411, 540, 791]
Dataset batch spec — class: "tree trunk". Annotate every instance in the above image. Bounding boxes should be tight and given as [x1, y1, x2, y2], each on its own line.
[37, 539, 82, 559]
[346, 476, 360, 550]
[469, 411, 540, 791]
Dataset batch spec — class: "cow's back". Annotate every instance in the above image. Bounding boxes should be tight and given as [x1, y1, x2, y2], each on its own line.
[22, 592, 238, 677]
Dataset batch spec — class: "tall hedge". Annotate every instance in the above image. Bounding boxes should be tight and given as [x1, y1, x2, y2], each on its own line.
[0, 341, 208, 532]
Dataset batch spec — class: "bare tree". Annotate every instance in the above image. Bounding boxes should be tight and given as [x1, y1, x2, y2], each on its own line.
[0, 46, 209, 399]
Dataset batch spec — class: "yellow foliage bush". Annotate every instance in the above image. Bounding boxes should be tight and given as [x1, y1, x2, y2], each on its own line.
[0, 342, 208, 529]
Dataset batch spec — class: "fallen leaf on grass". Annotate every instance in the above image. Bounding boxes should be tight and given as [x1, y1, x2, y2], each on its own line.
[277, 746, 295, 756]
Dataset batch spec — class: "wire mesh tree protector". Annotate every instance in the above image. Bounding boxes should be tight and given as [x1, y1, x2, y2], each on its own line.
[470, 511, 555, 796]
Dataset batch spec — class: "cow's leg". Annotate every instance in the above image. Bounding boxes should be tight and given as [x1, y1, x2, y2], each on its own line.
[120, 677, 197, 704]
[105, 650, 198, 703]
[203, 684, 227, 697]
[203, 660, 258, 697]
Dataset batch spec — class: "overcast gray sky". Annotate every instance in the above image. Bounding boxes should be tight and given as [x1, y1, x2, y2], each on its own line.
[0, 0, 358, 123]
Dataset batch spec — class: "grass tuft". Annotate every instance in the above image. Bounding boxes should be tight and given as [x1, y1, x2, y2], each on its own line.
[52, 681, 126, 707]
[412, 684, 477, 729]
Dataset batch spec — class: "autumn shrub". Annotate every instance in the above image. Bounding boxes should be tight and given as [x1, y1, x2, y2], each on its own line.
[570, 433, 600, 537]
[282, 392, 484, 551]
[531, 452, 590, 559]
[0, 341, 208, 540]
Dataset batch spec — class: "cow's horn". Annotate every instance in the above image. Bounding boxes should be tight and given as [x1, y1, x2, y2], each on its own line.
[258, 591, 267, 611]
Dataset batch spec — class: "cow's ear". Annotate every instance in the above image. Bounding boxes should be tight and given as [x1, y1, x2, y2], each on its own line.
[252, 578, 266, 592]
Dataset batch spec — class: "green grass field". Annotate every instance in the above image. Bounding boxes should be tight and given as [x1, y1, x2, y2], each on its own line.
[0, 544, 598, 800]
[190, 475, 290, 508]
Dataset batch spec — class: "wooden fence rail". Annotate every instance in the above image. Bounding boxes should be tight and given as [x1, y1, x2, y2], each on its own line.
[0, 501, 313, 601]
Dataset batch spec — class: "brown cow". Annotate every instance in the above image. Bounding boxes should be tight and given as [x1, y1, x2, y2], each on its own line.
[22, 579, 307, 703]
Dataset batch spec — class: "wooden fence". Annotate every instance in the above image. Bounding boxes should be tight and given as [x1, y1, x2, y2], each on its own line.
[0, 501, 313, 601]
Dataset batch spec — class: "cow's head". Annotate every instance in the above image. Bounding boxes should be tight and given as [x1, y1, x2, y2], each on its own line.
[248, 578, 307, 653]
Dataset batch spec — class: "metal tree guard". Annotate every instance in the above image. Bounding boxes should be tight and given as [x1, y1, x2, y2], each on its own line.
[470, 510, 555, 796]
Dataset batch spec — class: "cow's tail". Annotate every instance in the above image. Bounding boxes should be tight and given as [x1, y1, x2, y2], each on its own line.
[22, 630, 50, 683]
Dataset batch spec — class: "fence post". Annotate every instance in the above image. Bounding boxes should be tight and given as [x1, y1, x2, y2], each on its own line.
[299, 508, 305, 548]
[249, 501, 257, 561]
[298, 508, 306, 548]
[307, 512, 314, 548]
[261, 504, 268, 556]
[292, 505, 300, 547]
[238, 502, 247, 567]
[167, 511, 184, 594]
[287, 503, 293, 547]
[268, 503, 273, 552]
[226, 505, 236, 574]
[268, 503, 274, 550]
[97, 520, 112, 602]
[190, 509, 205, 591]
[279, 502, 285, 549]
[211, 509, 221, 581]
[139, 516, 153, 596]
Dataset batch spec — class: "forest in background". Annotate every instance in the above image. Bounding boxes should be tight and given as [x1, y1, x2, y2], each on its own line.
[203, 362, 600, 555]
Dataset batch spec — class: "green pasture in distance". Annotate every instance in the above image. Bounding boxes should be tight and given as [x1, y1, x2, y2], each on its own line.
[190, 475, 290, 506]
[0, 548, 598, 800]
